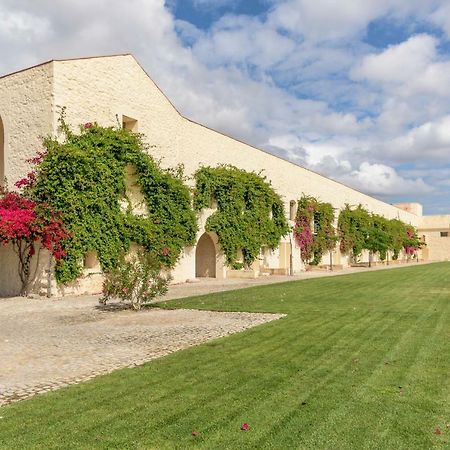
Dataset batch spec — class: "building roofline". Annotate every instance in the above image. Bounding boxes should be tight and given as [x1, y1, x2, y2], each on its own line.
[0, 53, 419, 216]
[0, 53, 132, 80]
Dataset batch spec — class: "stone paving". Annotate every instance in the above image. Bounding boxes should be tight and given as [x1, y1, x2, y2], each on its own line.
[0, 296, 283, 406]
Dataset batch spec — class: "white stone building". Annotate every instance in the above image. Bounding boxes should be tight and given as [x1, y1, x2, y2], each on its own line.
[0, 54, 449, 297]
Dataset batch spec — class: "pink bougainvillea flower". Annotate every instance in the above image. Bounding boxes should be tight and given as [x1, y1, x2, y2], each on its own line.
[0, 192, 70, 260]
[191, 431, 199, 437]
[26, 151, 47, 166]
[240, 423, 250, 431]
[84, 122, 93, 129]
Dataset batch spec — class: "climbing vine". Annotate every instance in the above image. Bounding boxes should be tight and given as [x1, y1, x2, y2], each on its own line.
[338, 204, 423, 261]
[28, 120, 197, 284]
[193, 165, 289, 268]
[293, 195, 337, 265]
[338, 205, 371, 258]
[365, 214, 390, 262]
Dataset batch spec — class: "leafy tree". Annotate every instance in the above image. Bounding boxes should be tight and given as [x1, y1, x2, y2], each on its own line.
[365, 214, 390, 265]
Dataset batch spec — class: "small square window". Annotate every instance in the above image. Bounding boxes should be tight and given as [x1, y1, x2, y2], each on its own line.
[122, 115, 138, 132]
[440, 232, 448, 237]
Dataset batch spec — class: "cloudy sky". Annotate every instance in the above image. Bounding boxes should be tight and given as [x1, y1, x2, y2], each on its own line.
[1, 0, 450, 213]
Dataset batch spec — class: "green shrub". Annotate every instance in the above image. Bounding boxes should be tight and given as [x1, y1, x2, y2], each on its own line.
[100, 251, 170, 310]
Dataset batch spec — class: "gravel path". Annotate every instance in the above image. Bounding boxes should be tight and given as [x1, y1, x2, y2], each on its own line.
[0, 297, 283, 406]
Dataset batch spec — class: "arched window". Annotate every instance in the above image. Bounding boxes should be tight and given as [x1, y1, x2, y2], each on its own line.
[0, 115, 4, 188]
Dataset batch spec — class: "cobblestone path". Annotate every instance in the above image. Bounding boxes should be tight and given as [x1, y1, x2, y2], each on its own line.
[0, 297, 283, 406]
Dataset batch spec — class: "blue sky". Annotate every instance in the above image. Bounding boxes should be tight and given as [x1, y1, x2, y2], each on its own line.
[1, 0, 450, 213]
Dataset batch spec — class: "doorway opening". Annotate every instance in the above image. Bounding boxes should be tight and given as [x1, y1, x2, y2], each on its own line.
[195, 233, 217, 278]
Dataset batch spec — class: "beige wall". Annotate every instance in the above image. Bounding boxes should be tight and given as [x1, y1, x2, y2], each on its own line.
[418, 214, 450, 261]
[420, 215, 450, 230]
[0, 55, 441, 296]
[394, 202, 423, 217]
[51, 56, 419, 225]
[0, 244, 52, 297]
[0, 63, 54, 188]
[421, 232, 450, 261]
[50, 55, 423, 282]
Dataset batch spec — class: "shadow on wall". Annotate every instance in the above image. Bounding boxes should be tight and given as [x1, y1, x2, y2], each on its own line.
[0, 244, 51, 297]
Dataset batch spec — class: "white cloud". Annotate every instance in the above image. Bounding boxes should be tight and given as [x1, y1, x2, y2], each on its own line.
[0, 7, 51, 42]
[429, 3, 450, 38]
[388, 116, 450, 161]
[268, 0, 389, 41]
[267, 0, 436, 41]
[352, 34, 450, 99]
[0, 0, 449, 211]
[339, 162, 432, 196]
[352, 34, 437, 84]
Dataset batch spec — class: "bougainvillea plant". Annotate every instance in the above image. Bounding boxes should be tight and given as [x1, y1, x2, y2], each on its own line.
[403, 225, 422, 256]
[0, 190, 69, 295]
[294, 195, 337, 265]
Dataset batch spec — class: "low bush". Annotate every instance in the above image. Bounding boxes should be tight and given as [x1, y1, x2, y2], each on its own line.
[100, 251, 171, 310]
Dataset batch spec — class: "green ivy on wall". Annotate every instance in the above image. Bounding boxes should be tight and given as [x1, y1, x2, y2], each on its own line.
[338, 204, 371, 258]
[30, 121, 197, 284]
[338, 204, 423, 261]
[193, 165, 289, 268]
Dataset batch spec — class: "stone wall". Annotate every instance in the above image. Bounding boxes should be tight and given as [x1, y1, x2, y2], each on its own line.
[50, 55, 421, 283]
[0, 55, 432, 296]
[418, 214, 450, 261]
[0, 62, 54, 189]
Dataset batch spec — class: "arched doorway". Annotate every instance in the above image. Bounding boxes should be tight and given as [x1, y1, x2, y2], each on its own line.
[0, 116, 4, 188]
[195, 233, 216, 278]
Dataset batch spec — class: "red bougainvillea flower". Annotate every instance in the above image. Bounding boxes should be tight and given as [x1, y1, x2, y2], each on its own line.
[84, 122, 93, 129]
[240, 423, 250, 431]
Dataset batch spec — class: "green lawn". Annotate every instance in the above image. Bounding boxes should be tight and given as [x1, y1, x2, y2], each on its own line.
[1, 263, 449, 449]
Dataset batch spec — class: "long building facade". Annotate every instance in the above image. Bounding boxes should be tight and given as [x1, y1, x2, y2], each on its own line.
[0, 54, 449, 297]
